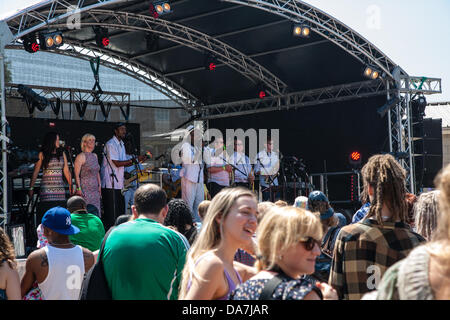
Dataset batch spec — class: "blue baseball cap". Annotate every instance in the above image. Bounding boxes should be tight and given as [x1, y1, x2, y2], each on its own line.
[308, 190, 329, 203]
[320, 207, 334, 220]
[41, 207, 80, 235]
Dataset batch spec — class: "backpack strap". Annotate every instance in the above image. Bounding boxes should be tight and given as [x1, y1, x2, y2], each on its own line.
[258, 273, 285, 300]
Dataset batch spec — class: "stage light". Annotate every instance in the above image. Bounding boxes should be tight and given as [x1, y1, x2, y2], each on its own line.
[256, 83, 267, 99]
[259, 90, 266, 99]
[204, 55, 217, 71]
[349, 151, 362, 167]
[155, 4, 164, 14]
[411, 95, 427, 122]
[163, 2, 171, 12]
[22, 33, 39, 53]
[94, 27, 109, 48]
[152, 1, 171, 17]
[363, 65, 380, 80]
[293, 23, 311, 38]
[377, 96, 401, 118]
[39, 31, 64, 50]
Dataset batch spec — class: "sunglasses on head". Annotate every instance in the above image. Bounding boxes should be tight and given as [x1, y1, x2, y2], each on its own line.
[300, 237, 321, 251]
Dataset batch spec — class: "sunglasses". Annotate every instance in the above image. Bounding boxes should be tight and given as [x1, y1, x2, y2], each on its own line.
[300, 237, 321, 251]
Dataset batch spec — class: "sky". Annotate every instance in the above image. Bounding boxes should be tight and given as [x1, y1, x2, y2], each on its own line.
[1, 0, 449, 103]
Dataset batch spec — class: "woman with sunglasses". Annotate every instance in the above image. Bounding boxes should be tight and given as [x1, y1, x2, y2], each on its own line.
[230, 206, 338, 300]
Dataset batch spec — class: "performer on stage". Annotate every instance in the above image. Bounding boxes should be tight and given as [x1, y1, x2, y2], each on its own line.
[122, 138, 144, 215]
[29, 132, 72, 225]
[74, 133, 101, 215]
[100, 123, 145, 230]
[230, 138, 254, 189]
[205, 136, 231, 198]
[180, 126, 204, 223]
[254, 138, 280, 201]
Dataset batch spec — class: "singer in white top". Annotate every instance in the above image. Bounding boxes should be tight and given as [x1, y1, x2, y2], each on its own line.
[254, 138, 280, 201]
[180, 127, 204, 223]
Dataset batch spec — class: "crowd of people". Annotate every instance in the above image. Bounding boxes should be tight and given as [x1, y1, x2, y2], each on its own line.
[1, 124, 450, 300]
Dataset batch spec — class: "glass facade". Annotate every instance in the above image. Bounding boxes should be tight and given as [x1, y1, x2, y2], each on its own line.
[4, 49, 169, 101]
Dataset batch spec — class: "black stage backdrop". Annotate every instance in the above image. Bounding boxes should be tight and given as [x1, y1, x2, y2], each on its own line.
[7, 117, 140, 169]
[210, 96, 389, 203]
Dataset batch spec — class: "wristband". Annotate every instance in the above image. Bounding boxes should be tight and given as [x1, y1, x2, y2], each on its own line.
[29, 187, 34, 191]
[77, 187, 82, 191]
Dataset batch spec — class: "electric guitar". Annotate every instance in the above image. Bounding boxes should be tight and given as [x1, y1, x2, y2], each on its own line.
[121, 164, 155, 193]
[162, 179, 181, 199]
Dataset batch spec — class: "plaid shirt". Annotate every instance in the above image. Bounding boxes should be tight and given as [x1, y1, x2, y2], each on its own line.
[329, 218, 425, 300]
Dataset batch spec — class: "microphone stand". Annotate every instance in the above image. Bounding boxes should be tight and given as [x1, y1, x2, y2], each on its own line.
[256, 157, 277, 201]
[102, 144, 119, 224]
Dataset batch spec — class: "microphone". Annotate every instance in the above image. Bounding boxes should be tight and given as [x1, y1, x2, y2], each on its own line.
[155, 154, 165, 161]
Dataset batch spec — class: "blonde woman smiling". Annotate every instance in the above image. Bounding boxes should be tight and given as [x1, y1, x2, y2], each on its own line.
[179, 187, 258, 300]
[74, 134, 101, 215]
[231, 206, 338, 300]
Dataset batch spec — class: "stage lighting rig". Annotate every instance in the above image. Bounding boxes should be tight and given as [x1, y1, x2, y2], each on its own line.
[94, 27, 109, 48]
[39, 31, 64, 50]
[411, 95, 427, 122]
[363, 65, 381, 80]
[204, 55, 217, 71]
[292, 23, 311, 38]
[349, 151, 362, 168]
[377, 96, 401, 118]
[150, 1, 171, 18]
[22, 33, 39, 53]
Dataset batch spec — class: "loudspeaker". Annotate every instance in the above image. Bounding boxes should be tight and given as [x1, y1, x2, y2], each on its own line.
[413, 118, 443, 189]
[414, 155, 443, 188]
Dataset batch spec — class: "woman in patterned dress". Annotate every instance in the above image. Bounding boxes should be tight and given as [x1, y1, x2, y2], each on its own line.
[74, 134, 102, 216]
[230, 206, 338, 300]
[29, 132, 72, 225]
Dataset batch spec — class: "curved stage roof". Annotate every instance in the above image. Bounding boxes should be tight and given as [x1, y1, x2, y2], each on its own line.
[3, 0, 408, 114]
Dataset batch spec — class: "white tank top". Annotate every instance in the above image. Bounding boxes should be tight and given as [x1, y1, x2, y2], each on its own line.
[38, 245, 85, 300]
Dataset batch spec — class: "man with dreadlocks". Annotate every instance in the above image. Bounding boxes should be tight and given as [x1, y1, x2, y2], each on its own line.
[329, 154, 425, 300]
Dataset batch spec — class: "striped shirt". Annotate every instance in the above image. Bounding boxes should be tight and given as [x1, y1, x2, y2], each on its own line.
[329, 218, 425, 300]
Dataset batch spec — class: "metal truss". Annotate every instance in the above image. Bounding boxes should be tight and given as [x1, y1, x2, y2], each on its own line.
[5, 42, 196, 110]
[200, 79, 389, 119]
[221, 0, 401, 80]
[6, 83, 130, 106]
[399, 76, 442, 95]
[4, 0, 125, 39]
[65, 9, 288, 96]
[5, 2, 288, 102]
[388, 76, 442, 194]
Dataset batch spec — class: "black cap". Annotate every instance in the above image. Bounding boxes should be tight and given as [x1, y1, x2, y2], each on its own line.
[114, 122, 126, 130]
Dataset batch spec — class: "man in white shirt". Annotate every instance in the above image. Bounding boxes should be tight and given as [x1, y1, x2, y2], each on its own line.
[180, 127, 204, 223]
[254, 138, 280, 201]
[101, 123, 145, 230]
[205, 137, 232, 198]
[230, 138, 254, 189]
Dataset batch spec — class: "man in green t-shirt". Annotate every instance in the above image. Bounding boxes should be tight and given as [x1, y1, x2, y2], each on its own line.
[102, 183, 189, 300]
[67, 196, 105, 252]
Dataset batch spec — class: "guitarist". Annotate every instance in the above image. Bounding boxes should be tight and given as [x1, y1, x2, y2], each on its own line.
[122, 138, 144, 215]
[100, 123, 146, 230]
